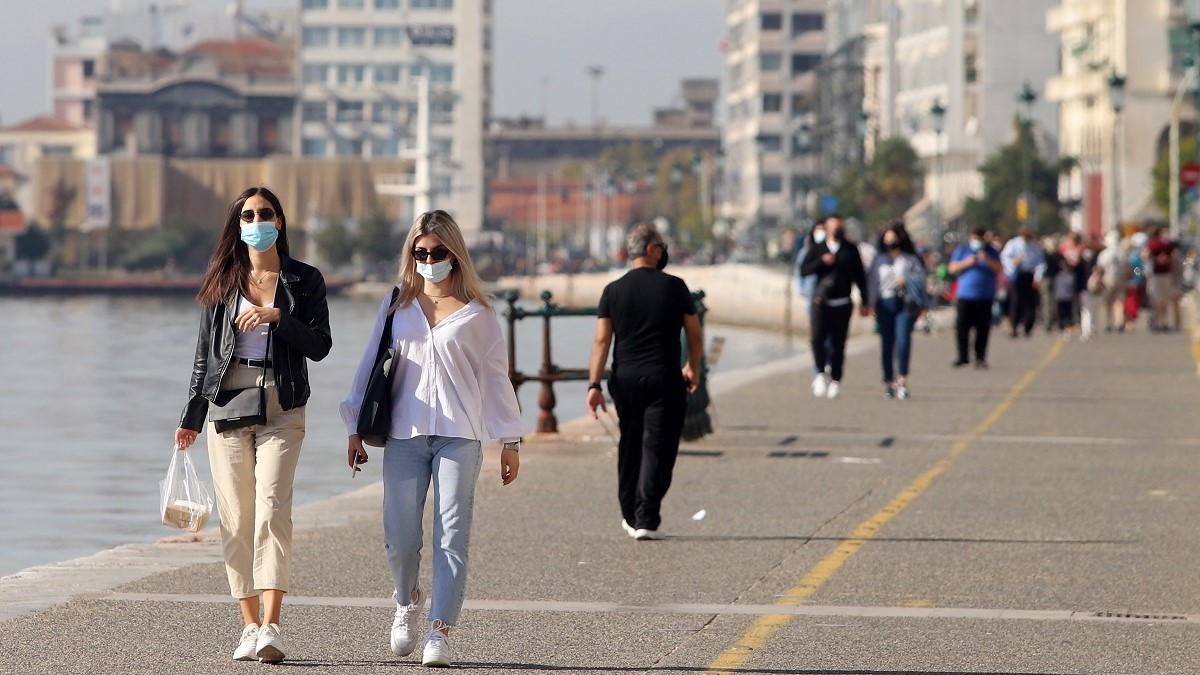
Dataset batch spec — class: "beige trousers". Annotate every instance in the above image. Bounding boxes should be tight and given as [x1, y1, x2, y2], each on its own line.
[207, 363, 305, 598]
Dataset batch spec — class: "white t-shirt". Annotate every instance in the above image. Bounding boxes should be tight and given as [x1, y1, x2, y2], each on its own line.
[233, 294, 272, 360]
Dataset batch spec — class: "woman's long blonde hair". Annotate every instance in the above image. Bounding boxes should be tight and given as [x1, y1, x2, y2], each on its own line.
[392, 209, 492, 311]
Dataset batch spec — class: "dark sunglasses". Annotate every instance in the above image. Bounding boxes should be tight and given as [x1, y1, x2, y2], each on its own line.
[653, 242, 668, 252]
[240, 207, 276, 223]
[413, 246, 452, 263]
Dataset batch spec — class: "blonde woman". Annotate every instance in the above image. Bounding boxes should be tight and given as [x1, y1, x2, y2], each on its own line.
[341, 210, 524, 667]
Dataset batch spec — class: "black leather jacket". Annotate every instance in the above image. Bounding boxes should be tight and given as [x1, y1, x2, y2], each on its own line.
[179, 256, 332, 431]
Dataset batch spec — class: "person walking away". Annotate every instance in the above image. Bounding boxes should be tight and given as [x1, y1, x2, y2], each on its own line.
[865, 223, 925, 398]
[1079, 236, 1103, 341]
[800, 213, 868, 399]
[1001, 226, 1046, 338]
[1122, 233, 1148, 332]
[174, 186, 332, 663]
[586, 221, 702, 541]
[1094, 231, 1127, 332]
[1146, 227, 1182, 332]
[341, 210, 524, 667]
[948, 227, 1003, 369]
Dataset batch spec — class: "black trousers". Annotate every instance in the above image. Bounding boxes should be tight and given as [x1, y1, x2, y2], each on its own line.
[812, 302, 854, 382]
[608, 371, 687, 531]
[955, 299, 993, 363]
[1009, 272, 1038, 336]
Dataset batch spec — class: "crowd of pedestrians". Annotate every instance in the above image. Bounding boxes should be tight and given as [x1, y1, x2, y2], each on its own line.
[792, 218, 1193, 400]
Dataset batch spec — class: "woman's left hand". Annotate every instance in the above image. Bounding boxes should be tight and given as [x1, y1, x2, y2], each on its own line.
[500, 447, 519, 486]
[236, 306, 282, 333]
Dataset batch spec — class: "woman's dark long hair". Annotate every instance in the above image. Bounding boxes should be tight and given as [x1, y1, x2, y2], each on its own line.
[197, 187, 289, 307]
[876, 220, 917, 257]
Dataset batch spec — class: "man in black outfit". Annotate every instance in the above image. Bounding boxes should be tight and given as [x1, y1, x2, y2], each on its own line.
[586, 222, 703, 541]
[800, 214, 868, 399]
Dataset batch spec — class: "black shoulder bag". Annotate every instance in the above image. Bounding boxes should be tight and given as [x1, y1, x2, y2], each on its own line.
[210, 326, 270, 433]
[357, 288, 403, 447]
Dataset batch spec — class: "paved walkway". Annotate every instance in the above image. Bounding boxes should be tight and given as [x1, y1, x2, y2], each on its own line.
[3, 307, 1200, 674]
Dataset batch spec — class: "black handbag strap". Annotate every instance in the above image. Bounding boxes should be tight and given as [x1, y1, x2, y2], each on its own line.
[375, 287, 402, 362]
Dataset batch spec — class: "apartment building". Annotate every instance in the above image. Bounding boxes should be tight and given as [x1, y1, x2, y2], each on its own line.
[722, 0, 826, 250]
[297, 0, 490, 231]
[1046, 0, 1181, 235]
[864, 0, 1059, 235]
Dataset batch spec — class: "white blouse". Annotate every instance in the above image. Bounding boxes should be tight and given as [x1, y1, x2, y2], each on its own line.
[340, 290, 525, 444]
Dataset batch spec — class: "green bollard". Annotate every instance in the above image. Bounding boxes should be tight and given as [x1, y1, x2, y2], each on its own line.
[681, 290, 713, 441]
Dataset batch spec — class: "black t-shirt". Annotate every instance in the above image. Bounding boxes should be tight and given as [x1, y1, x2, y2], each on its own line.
[597, 268, 696, 378]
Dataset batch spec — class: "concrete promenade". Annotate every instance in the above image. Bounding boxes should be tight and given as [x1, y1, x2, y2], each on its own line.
[3, 308, 1200, 674]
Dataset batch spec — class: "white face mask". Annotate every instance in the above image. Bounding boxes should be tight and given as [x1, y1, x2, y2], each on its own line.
[813, 231, 827, 244]
[416, 259, 453, 283]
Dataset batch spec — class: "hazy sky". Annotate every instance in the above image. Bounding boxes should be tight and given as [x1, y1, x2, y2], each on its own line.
[0, 0, 726, 128]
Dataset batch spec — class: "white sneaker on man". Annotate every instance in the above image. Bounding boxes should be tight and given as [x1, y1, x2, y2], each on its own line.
[826, 381, 841, 399]
[255, 623, 285, 663]
[421, 622, 452, 667]
[812, 374, 828, 398]
[634, 528, 664, 540]
[620, 519, 637, 538]
[391, 588, 423, 656]
[232, 623, 259, 661]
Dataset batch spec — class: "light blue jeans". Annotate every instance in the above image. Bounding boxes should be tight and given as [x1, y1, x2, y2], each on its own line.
[383, 435, 482, 627]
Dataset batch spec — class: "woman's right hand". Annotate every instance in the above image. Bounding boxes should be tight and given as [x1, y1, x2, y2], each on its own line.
[348, 435, 368, 474]
[174, 427, 197, 451]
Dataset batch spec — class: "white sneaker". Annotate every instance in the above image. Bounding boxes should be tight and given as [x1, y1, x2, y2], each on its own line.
[634, 528, 664, 540]
[232, 623, 259, 661]
[391, 588, 423, 657]
[620, 519, 637, 538]
[895, 384, 909, 400]
[421, 622, 452, 667]
[826, 381, 841, 399]
[255, 623, 285, 664]
[812, 374, 828, 398]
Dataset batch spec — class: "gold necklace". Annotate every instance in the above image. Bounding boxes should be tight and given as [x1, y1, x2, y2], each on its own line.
[251, 269, 277, 285]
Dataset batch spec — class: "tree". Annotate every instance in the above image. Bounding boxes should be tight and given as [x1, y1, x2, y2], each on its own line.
[1151, 136, 1197, 222]
[830, 137, 923, 231]
[14, 222, 52, 262]
[963, 119, 1066, 238]
[355, 209, 399, 269]
[313, 216, 356, 270]
[118, 216, 211, 272]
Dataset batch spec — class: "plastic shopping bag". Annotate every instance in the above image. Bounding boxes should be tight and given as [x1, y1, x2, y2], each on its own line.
[159, 448, 213, 532]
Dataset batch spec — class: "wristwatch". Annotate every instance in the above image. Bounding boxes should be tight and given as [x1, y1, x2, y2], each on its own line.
[587, 382, 602, 391]
[502, 441, 520, 452]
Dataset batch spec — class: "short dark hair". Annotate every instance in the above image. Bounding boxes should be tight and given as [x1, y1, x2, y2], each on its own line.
[972, 227, 987, 238]
[826, 212, 844, 223]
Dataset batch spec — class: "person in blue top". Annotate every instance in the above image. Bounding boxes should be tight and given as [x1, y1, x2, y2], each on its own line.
[947, 227, 1004, 368]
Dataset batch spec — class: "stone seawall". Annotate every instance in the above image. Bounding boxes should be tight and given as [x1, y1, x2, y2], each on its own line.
[497, 264, 810, 335]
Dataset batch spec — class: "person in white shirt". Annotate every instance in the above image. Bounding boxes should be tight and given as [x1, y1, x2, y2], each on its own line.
[1000, 227, 1047, 337]
[341, 210, 524, 668]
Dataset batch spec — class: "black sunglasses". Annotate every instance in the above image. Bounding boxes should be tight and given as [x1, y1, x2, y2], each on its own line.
[652, 242, 668, 252]
[240, 207, 276, 223]
[413, 246, 452, 263]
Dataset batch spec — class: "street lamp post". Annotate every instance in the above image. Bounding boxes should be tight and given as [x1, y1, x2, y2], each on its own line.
[1017, 81, 1038, 230]
[1107, 71, 1126, 236]
[929, 100, 947, 249]
[794, 120, 812, 225]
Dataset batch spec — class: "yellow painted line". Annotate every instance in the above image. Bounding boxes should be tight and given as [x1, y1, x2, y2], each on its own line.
[708, 339, 1065, 672]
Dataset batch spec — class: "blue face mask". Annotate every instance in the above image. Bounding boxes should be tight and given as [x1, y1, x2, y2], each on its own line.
[416, 259, 453, 283]
[969, 239, 984, 252]
[241, 222, 279, 252]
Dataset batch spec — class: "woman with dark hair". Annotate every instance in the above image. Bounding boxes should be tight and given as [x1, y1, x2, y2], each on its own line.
[174, 186, 332, 663]
[341, 210, 524, 667]
[866, 222, 925, 398]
